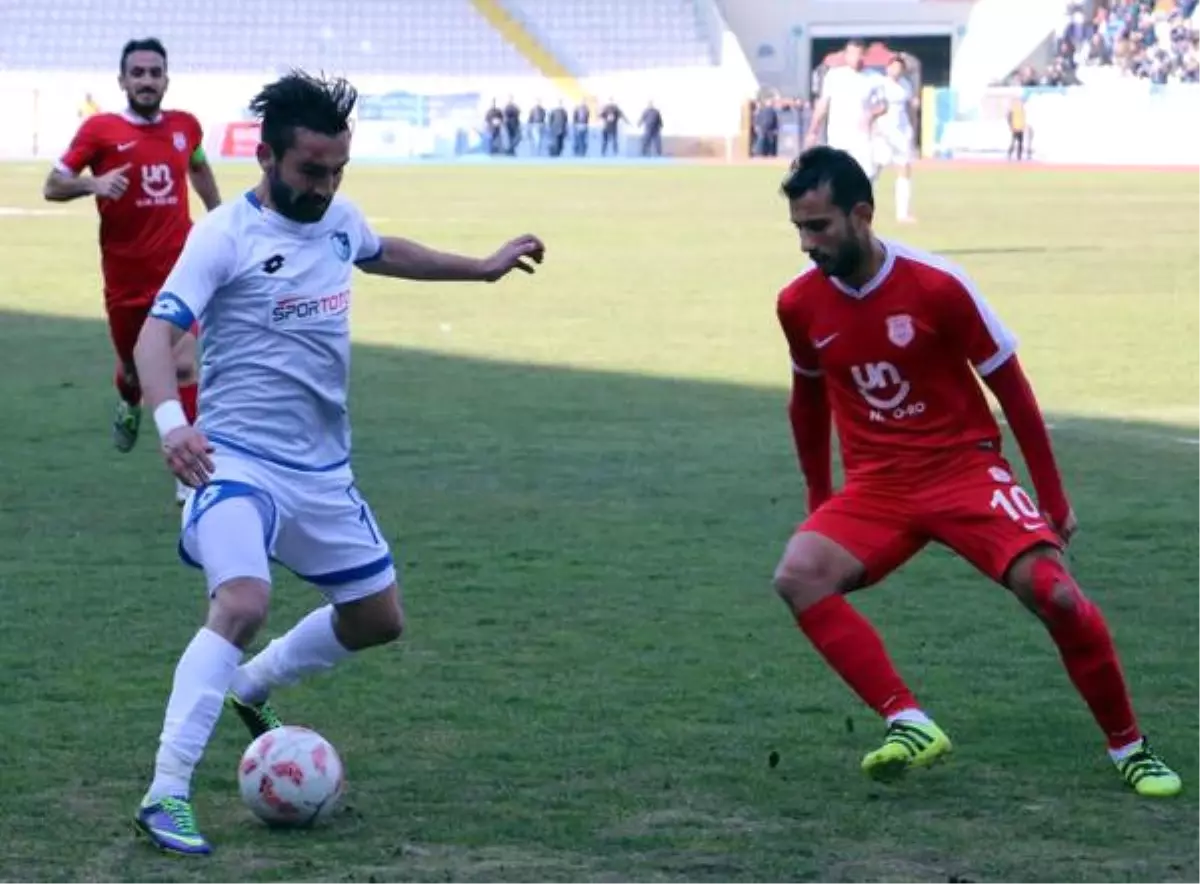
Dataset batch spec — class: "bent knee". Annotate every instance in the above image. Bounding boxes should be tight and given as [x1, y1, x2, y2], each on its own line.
[208, 577, 271, 647]
[334, 585, 404, 650]
[374, 608, 404, 645]
[773, 557, 832, 597]
[361, 602, 405, 646]
[773, 534, 863, 613]
[1009, 547, 1089, 623]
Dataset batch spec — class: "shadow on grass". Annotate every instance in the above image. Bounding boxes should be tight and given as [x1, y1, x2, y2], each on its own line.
[0, 309, 1196, 884]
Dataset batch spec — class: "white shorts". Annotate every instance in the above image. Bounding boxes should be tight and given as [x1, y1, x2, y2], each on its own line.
[831, 137, 877, 179]
[178, 449, 396, 605]
[874, 129, 915, 168]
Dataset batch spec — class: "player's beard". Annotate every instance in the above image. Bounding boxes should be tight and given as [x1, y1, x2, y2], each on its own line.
[809, 238, 865, 281]
[267, 168, 331, 224]
[128, 90, 162, 117]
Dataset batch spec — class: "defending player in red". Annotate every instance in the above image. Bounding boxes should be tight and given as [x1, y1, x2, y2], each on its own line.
[43, 38, 221, 501]
[773, 146, 1181, 798]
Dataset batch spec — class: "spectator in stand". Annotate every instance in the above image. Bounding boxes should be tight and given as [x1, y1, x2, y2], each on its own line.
[1060, 0, 1199, 82]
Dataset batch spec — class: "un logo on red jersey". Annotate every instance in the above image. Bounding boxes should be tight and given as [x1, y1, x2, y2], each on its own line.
[886, 314, 915, 347]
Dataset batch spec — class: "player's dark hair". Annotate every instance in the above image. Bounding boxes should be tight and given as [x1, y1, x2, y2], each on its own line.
[120, 38, 167, 74]
[249, 70, 358, 157]
[780, 146, 875, 212]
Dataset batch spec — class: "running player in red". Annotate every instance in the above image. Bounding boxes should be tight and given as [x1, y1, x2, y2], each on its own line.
[43, 38, 221, 502]
[773, 146, 1181, 798]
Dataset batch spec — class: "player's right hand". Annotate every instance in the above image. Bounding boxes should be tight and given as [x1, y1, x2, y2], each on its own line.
[482, 234, 546, 281]
[162, 425, 215, 488]
[92, 163, 131, 200]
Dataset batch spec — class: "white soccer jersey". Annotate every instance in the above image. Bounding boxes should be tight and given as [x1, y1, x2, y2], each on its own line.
[879, 77, 914, 137]
[821, 65, 885, 148]
[150, 191, 383, 471]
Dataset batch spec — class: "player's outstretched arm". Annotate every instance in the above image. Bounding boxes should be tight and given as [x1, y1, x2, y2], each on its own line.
[983, 356, 1073, 537]
[187, 151, 222, 211]
[358, 234, 545, 282]
[789, 372, 834, 513]
[43, 163, 131, 202]
[42, 168, 97, 202]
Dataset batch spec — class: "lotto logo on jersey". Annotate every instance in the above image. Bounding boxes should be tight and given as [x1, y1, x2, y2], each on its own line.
[149, 292, 196, 330]
[271, 289, 350, 325]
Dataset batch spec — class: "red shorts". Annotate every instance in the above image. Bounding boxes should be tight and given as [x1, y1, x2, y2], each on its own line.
[106, 296, 198, 365]
[799, 449, 1063, 586]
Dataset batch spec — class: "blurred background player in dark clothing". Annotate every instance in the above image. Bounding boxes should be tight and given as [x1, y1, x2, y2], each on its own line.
[548, 100, 569, 157]
[599, 97, 627, 156]
[639, 101, 663, 156]
[754, 98, 780, 157]
[503, 96, 522, 155]
[572, 100, 590, 156]
[485, 100, 503, 154]
[527, 99, 546, 156]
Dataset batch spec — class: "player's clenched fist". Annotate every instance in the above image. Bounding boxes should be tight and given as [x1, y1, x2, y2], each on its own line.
[92, 162, 132, 199]
[482, 234, 546, 282]
[162, 425, 215, 488]
[1049, 505, 1079, 544]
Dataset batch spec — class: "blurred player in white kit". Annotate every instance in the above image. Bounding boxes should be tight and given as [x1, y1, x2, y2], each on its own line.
[805, 40, 886, 181]
[873, 55, 920, 223]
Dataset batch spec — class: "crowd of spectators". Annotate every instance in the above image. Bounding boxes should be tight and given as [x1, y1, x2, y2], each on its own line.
[1007, 0, 1199, 85]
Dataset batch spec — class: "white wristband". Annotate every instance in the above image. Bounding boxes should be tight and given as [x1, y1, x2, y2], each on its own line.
[153, 400, 189, 438]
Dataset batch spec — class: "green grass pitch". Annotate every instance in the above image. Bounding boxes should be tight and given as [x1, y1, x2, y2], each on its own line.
[0, 160, 1196, 882]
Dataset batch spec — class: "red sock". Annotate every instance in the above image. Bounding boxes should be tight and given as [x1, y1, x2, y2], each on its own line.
[114, 368, 140, 406]
[179, 382, 199, 424]
[1031, 558, 1140, 749]
[796, 595, 919, 718]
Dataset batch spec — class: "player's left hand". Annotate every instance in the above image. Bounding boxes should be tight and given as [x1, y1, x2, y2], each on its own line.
[1049, 506, 1078, 545]
[481, 234, 546, 282]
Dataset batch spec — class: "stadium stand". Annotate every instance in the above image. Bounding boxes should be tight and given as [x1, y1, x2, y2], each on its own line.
[501, 0, 715, 74]
[0, 0, 544, 77]
[0, 0, 757, 161]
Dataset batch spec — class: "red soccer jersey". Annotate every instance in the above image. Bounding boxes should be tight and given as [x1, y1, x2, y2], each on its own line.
[777, 240, 1018, 484]
[57, 109, 204, 304]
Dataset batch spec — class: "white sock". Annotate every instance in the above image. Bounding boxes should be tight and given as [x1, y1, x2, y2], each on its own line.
[886, 707, 933, 727]
[230, 606, 351, 705]
[895, 176, 912, 220]
[147, 627, 243, 801]
[1108, 738, 1144, 763]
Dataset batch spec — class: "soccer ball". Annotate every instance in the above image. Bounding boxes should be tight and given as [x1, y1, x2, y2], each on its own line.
[237, 725, 345, 827]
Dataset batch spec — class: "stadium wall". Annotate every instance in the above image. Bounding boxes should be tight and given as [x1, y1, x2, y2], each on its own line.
[0, 67, 756, 162]
[926, 82, 1200, 167]
[716, 0, 973, 93]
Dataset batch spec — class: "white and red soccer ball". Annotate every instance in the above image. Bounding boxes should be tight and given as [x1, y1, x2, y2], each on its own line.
[237, 725, 345, 827]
